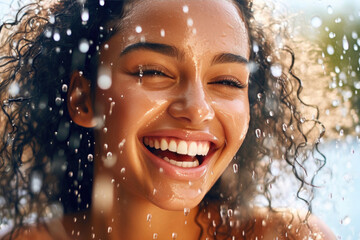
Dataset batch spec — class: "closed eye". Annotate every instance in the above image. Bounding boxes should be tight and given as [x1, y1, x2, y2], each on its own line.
[208, 79, 247, 89]
[132, 65, 174, 79]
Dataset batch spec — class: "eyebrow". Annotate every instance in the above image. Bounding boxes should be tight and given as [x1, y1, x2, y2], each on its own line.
[211, 53, 249, 65]
[120, 42, 248, 65]
[120, 42, 183, 60]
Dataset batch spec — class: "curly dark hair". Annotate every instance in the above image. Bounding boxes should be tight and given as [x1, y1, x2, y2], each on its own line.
[0, 0, 325, 239]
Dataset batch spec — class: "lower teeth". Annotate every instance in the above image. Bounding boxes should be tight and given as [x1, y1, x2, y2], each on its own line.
[163, 157, 199, 168]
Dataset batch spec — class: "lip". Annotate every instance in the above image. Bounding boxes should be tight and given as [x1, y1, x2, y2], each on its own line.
[138, 129, 220, 180]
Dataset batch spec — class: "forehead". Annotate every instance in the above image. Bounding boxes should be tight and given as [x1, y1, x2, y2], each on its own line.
[111, 0, 249, 58]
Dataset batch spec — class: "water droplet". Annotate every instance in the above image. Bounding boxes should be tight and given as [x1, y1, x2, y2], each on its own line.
[66, 29, 72, 36]
[183, 5, 189, 13]
[311, 16, 322, 28]
[8, 82, 19, 96]
[53, 31, 60, 41]
[62, 84, 68, 93]
[172, 232, 178, 239]
[135, 26, 142, 33]
[97, 66, 112, 90]
[282, 123, 287, 132]
[340, 216, 351, 225]
[327, 45, 334, 55]
[81, 9, 89, 21]
[334, 66, 340, 74]
[87, 154, 94, 162]
[342, 35, 349, 50]
[99, 0, 105, 6]
[354, 81, 360, 89]
[30, 172, 42, 194]
[270, 63, 282, 77]
[104, 143, 108, 150]
[160, 29, 165, 37]
[233, 163, 238, 173]
[351, 31, 358, 39]
[329, 32, 336, 39]
[153, 233, 158, 239]
[49, 14, 55, 24]
[54, 97, 62, 106]
[255, 129, 261, 138]
[227, 209, 233, 217]
[120, 168, 125, 174]
[184, 208, 190, 216]
[79, 39, 90, 53]
[327, 5, 333, 14]
[147, 213, 152, 222]
[107, 226, 112, 233]
[247, 61, 259, 73]
[252, 42, 259, 53]
[334, 17, 342, 23]
[187, 18, 193, 27]
[262, 220, 267, 226]
[159, 167, 163, 173]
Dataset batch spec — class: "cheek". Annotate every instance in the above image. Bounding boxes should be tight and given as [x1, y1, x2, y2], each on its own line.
[214, 97, 250, 144]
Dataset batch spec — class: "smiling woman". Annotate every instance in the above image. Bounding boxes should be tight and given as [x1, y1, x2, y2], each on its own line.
[0, 0, 335, 239]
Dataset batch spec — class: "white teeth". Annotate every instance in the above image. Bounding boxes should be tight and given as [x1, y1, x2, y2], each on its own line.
[163, 157, 199, 168]
[177, 141, 187, 155]
[168, 140, 177, 152]
[144, 137, 211, 156]
[188, 142, 197, 156]
[154, 139, 160, 149]
[149, 139, 154, 148]
[160, 139, 168, 151]
[204, 144, 210, 156]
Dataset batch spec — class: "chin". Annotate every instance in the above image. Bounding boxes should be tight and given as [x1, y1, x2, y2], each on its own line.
[148, 192, 205, 211]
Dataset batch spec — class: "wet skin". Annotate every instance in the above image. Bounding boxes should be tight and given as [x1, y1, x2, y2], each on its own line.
[71, 0, 250, 210]
[64, 0, 337, 239]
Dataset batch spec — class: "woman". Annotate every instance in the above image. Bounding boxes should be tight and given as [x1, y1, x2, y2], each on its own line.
[0, 0, 335, 239]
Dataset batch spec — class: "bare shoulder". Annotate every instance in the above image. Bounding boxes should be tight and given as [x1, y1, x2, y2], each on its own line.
[250, 207, 337, 239]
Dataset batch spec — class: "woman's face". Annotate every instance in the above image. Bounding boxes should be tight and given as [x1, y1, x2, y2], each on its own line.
[94, 0, 250, 210]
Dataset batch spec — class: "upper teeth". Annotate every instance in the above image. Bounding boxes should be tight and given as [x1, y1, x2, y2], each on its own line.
[143, 137, 210, 156]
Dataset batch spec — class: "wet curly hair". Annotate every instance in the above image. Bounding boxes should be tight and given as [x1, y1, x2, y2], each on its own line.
[0, 0, 325, 239]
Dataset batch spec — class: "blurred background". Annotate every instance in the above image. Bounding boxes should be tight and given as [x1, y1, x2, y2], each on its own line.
[1, 0, 359, 239]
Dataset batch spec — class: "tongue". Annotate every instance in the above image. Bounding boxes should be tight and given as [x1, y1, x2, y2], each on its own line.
[152, 149, 195, 162]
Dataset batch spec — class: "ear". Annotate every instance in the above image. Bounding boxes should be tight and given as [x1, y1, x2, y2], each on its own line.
[67, 71, 96, 128]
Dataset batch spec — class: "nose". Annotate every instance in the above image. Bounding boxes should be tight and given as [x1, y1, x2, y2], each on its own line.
[168, 82, 215, 125]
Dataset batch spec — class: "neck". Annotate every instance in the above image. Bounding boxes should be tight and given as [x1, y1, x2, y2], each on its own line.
[88, 174, 202, 240]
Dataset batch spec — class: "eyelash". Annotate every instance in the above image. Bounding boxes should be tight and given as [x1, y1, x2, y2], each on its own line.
[208, 79, 246, 89]
[133, 66, 172, 78]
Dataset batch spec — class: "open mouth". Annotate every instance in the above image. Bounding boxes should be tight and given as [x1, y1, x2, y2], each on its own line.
[143, 137, 212, 168]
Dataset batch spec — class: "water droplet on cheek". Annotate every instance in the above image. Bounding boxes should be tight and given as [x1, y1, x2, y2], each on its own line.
[184, 208, 190, 216]
[147, 213, 152, 222]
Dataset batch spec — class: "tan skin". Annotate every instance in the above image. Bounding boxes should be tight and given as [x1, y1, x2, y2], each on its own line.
[12, 0, 336, 239]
